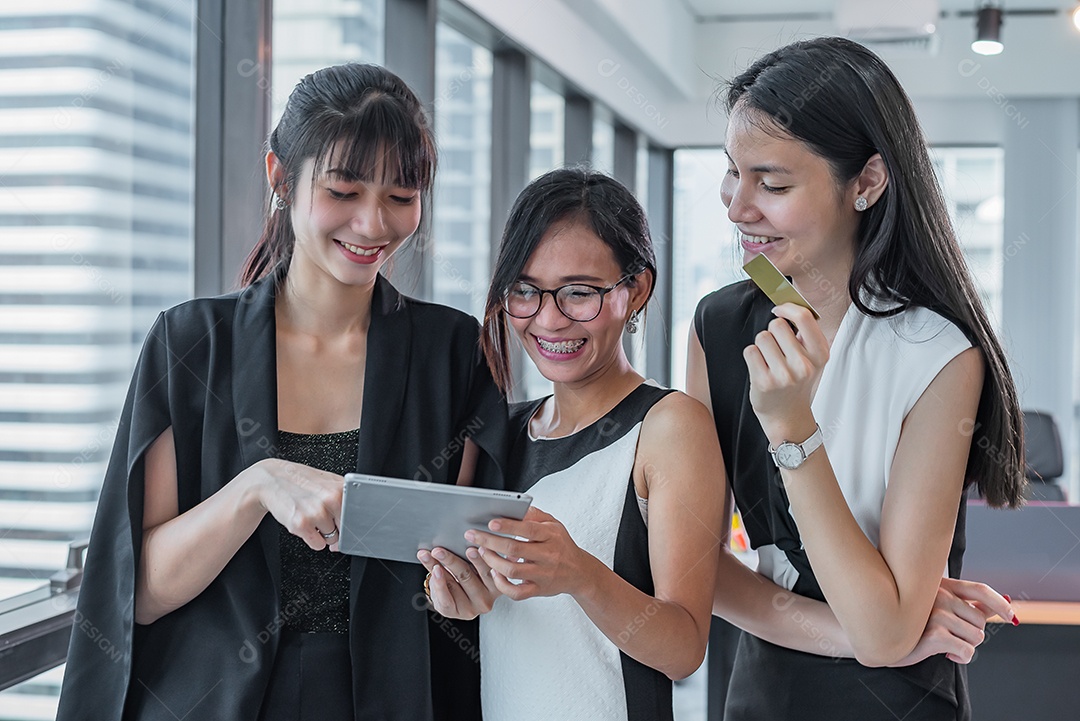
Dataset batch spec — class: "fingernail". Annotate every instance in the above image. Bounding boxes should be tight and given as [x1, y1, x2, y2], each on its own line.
[466, 547, 479, 559]
[464, 531, 476, 542]
[432, 565, 442, 579]
[489, 520, 501, 531]
[1011, 614, 1020, 626]
[1003, 594, 1011, 603]
[417, 550, 429, 562]
[432, 548, 446, 560]
[477, 546, 486, 556]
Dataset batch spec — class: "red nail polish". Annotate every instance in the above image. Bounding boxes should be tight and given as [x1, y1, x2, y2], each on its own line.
[1003, 594, 1011, 603]
[1011, 614, 1020, 626]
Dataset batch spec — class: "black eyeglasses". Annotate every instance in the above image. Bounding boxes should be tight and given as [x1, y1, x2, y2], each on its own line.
[502, 275, 633, 323]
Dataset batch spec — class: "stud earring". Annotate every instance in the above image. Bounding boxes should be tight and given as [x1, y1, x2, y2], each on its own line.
[273, 195, 287, 211]
[854, 196, 869, 212]
[625, 309, 640, 334]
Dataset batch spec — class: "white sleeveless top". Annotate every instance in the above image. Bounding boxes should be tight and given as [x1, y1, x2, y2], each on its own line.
[756, 301, 973, 590]
[480, 383, 674, 721]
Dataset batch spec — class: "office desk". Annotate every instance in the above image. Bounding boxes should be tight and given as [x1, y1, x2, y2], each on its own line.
[968, 602, 1080, 720]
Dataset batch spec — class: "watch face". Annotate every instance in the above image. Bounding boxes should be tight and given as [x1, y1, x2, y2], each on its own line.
[775, 443, 804, 469]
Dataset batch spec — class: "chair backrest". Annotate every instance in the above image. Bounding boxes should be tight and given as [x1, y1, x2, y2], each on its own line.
[1022, 409, 1064, 482]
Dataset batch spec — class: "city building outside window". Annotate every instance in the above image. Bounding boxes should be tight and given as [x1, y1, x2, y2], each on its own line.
[431, 22, 492, 320]
[0, 2, 198, 717]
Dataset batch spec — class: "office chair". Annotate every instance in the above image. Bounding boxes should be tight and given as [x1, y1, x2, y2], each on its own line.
[1022, 409, 1066, 502]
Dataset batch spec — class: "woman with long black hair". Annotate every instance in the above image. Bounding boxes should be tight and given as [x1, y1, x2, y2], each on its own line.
[689, 37, 1025, 720]
[57, 64, 505, 721]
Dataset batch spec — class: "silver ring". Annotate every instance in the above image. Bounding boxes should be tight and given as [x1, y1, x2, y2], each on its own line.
[320, 527, 339, 540]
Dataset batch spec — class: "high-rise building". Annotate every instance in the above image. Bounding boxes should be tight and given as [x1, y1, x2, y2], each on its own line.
[0, 1, 197, 717]
[432, 22, 492, 320]
[271, 0, 384, 124]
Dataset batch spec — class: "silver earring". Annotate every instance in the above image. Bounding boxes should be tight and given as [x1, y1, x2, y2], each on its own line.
[273, 195, 287, 211]
[854, 196, 869, 212]
[625, 309, 640, 334]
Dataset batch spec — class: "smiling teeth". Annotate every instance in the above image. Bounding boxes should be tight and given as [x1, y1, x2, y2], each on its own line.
[536, 337, 585, 354]
[342, 242, 380, 256]
[742, 234, 777, 245]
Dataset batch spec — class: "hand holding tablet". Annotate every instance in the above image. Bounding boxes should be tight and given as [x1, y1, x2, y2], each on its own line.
[337, 474, 533, 564]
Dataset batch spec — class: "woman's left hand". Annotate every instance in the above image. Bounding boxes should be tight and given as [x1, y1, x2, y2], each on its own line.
[417, 545, 501, 620]
[744, 303, 830, 439]
[468, 507, 594, 601]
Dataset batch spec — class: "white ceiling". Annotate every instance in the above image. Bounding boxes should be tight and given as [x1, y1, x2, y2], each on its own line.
[683, 0, 1073, 19]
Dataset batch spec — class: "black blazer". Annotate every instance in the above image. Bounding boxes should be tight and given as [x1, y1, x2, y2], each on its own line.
[56, 271, 508, 721]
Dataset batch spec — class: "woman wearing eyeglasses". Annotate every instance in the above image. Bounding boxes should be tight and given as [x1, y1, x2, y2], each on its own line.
[416, 167, 725, 721]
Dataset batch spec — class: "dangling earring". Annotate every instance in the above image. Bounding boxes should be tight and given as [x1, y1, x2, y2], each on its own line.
[273, 195, 287, 211]
[854, 196, 868, 212]
[625, 309, 640, 334]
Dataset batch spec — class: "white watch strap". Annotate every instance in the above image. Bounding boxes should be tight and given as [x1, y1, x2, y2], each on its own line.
[800, 426, 824, 458]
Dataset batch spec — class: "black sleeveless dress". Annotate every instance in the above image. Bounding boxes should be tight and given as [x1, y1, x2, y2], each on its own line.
[695, 283, 970, 721]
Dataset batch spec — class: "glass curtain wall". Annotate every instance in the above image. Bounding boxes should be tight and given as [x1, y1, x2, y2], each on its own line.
[521, 81, 567, 401]
[271, 0, 385, 124]
[930, 147, 1005, 328]
[591, 105, 614, 175]
[670, 148, 741, 390]
[431, 22, 492, 319]
[0, 2, 198, 717]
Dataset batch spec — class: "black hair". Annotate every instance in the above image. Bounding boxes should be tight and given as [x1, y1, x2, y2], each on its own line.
[481, 167, 656, 394]
[239, 63, 436, 286]
[724, 36, 1024, 507]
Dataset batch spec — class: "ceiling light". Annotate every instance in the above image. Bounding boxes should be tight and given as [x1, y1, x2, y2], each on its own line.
[1072, 2, 1080, 33]
[972, 5, 1004, 55]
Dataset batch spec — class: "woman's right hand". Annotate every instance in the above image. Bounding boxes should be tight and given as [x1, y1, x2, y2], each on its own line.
[417, 546, 500, 620]
[890, 577, 1017, 666]
[250, 458, 345, 550]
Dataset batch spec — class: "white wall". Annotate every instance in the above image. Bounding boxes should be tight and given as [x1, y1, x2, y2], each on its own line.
[457, 0, 697, 145]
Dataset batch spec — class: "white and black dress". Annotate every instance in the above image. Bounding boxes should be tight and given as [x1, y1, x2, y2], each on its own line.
[480, 382, 675, 721]
[695, 281, 974, 721]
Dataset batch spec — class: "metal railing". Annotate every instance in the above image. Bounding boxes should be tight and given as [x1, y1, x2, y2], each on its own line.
[0, 539, 87, 691]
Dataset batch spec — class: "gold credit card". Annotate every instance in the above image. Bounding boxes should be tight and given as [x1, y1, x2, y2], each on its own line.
[742, 253, 820, 319]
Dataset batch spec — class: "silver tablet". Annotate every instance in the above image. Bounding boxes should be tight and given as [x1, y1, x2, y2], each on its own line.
[338, 473, 533, 564]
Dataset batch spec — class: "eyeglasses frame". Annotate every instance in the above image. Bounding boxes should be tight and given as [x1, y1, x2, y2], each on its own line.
[502, 273, 636, 323]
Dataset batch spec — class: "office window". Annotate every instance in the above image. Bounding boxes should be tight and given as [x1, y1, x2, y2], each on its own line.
[444, 112, 474, 140]
[0, 2, 197, 717]
[522, 81, 567, 400]
[272, 0, 385, 124]
[529, 82, 564, 180]
[671, 149, 742, 390]
[930, 147, 1005, 328]
[591, 106, 614, 175]
[532, 109, 555, 134]
[627, 137, 651, 377]
[432, 22, 492, 320]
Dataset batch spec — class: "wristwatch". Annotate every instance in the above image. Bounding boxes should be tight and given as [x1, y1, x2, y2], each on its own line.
[769, 425, 824, 470]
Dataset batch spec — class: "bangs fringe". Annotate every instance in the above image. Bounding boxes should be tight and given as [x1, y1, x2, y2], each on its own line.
[305, 91, 435, 191]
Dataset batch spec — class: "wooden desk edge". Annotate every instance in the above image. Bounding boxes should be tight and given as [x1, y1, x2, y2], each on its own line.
[988, 600, 1080, 625]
